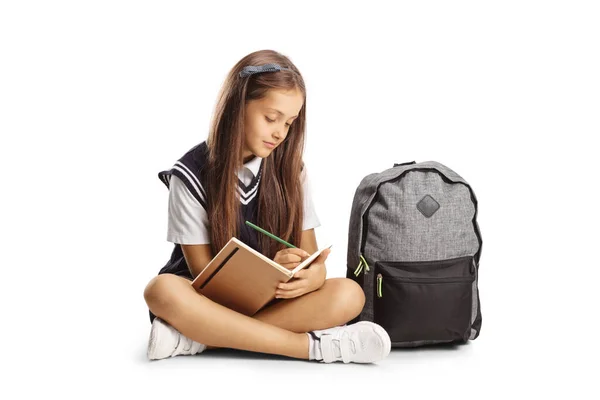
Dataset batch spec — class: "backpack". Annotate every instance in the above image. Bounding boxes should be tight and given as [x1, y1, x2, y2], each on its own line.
[346, 161, 483, 347]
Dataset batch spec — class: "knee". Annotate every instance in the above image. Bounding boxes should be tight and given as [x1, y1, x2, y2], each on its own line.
[143, 274, 188, 316]
[325, 278, 366, 320]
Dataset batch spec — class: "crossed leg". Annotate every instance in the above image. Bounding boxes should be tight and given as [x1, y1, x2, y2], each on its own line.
[144, 275, 365, 358]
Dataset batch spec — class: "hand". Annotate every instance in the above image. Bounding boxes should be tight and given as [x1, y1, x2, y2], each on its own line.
[273, 247, 311, 270]
[275, 248, 331, 299]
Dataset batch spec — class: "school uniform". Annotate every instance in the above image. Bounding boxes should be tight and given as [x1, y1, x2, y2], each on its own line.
[149, 140, 321, 322]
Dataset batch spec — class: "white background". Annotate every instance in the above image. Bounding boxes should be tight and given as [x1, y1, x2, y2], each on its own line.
[1, 1, 599, 398]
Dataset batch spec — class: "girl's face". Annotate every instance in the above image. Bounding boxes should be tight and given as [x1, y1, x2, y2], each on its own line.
[242, 88, 304, 161]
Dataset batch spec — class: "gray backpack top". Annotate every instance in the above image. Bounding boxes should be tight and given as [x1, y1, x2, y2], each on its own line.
[346, 161, 483, 347]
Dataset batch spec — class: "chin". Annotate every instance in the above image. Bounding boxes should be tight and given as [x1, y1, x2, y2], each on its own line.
[256, 145, 275, 156]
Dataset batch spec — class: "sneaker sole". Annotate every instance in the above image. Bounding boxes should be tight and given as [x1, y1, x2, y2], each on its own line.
[353, 321, 392, 362]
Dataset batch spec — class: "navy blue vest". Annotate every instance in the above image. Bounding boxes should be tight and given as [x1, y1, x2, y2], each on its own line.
[156, 141, 264, 279]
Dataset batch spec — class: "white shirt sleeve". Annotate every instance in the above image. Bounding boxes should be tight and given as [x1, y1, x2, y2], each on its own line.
[167, 175, 211, 244]
[301, 164, 321, 230]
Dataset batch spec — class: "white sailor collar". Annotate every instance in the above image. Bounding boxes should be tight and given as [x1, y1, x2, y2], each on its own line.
[241, 155, 263, 178]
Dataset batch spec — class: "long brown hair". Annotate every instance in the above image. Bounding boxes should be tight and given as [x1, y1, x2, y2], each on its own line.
[204, 50, 307, 259]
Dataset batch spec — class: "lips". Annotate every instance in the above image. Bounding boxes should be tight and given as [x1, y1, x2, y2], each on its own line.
[263, 141, 276, 148]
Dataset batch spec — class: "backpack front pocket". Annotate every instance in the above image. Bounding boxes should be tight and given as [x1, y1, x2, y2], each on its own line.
[374, 256, 475, 344]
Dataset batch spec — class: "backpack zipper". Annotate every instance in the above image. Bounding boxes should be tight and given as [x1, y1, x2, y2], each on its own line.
[377, 273, 383, 298]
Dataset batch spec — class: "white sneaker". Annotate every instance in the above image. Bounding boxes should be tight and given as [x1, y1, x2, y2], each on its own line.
[309, 321, 391, 363]
[147, 317, 206, 360]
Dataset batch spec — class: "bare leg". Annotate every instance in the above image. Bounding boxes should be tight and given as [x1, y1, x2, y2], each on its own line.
[201, 278, 365, 351]
[144, 274, 308, 359]
[252, 278, 365, 332]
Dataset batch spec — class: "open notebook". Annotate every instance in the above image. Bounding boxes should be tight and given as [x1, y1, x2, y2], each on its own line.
[191, 237, 332, 316]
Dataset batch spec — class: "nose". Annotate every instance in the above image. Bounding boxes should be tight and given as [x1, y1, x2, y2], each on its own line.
[272, 128, 285, 142]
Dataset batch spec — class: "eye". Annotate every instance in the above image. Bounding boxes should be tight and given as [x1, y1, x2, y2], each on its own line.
[265, 116, 292, 128]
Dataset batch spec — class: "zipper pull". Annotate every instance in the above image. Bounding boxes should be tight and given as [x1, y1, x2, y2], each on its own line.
[353, 254, 371, 277]
[377, 273, 383, 298]
[353, 259, 364, 276]
[359, 254, 370, 273]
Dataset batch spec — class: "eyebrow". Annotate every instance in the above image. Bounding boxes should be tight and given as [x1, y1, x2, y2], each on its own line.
[267, 108, 298, 119]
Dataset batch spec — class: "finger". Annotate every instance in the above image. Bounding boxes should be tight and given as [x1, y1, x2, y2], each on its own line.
[274, 253, 302, 265]
[281, 250, 312, 264]
[277, 281, 305, 291]
[277, 279, 308, 291]
[316, 249, 331, 262]
[283, 248, 311, 258]
[276, 253, 300, 264]
[293, 269, 308, 279]
[281, 262, 301, 270]
[276, 288, 306, 299]
[283, 254, 304, 263]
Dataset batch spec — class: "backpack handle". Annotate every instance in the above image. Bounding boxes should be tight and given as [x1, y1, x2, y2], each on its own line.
[393, 161, 416, 167]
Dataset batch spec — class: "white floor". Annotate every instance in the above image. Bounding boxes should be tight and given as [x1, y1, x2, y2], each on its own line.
[115, 314, 593, 399]
[7, 315, 595, 399]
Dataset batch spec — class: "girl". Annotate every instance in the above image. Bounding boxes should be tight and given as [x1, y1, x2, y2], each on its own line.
[143, 49, 391, 364]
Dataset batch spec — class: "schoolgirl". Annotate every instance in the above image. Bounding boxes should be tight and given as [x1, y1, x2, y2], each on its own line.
[143, 49, 391, 364]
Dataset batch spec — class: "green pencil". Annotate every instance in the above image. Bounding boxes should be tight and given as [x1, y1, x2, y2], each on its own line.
[245, 221, 297, 248]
